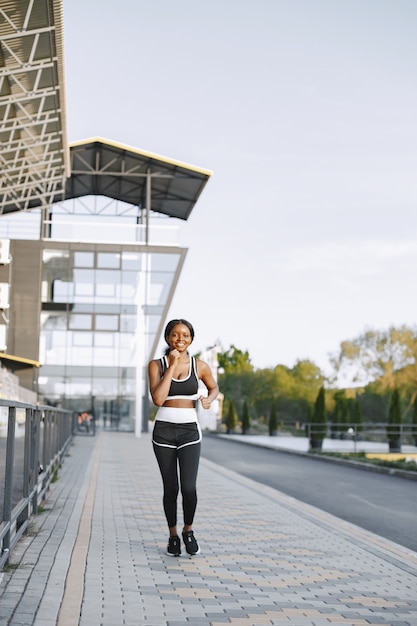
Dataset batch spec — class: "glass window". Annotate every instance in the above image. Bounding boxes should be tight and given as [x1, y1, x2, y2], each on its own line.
[73, 333, 93, 346]
[149, 272, 173, 305]
[95, 270, 120, 287]
[120, 315, 136, 333]
[122, 252, 142, 271]
[74, 268, 94, 284]
[66, 346, 93, 365]
[89, 376, 119, 396]
[53, 280, 73, 302]
[69, 314, 92, 330]
[151, 252, 180, 271]
[94, 333, 115, 347]
[95, 315, 119, 331]
[96, 283, 116, 297]
[118, 272, 138, 303]
[75, 282, 94, 296]
[93, 303, 120, 314]
[97, 253, 120, 268]
[74, 252, 94, 267]
[148, 312, 163, 333]
[50, 330, 68, 346]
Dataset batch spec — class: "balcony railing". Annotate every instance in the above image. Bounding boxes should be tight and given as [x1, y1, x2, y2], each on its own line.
[43, 219, 180, 246]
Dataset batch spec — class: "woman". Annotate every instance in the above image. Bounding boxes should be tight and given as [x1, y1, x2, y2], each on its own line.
[148, 319, 219, 556]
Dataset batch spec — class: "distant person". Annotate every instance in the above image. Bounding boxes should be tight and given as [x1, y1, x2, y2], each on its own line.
[78, 411, 90, 432]
[148, 319, 219, 557]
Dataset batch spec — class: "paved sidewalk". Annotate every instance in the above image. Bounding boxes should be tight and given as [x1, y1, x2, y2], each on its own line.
[0, 431, 416, 626]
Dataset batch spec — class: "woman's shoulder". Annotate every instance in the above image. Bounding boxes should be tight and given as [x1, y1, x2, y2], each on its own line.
[148, 357, 164, 369]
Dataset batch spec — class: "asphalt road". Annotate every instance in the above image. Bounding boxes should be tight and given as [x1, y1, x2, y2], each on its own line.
[201, 435, 417, 552]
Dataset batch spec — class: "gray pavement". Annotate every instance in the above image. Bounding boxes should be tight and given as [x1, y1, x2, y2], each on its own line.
[0, 431, 416, 626]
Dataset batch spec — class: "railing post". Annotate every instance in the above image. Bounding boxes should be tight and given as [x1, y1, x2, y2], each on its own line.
[2, 406, 16, 562]
[43, 409, 51, 477]
[31, 408, 42, 514]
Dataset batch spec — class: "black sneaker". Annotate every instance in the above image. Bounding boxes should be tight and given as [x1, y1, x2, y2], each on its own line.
[182, 530, 200, 555]
[166, 535, 181, 557]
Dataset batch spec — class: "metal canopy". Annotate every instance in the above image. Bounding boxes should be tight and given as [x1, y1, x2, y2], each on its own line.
[64, 138, 212, 221]
[0, 0, 69, 215]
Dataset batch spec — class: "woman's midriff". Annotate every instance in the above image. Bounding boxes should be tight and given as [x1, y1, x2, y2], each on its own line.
[163, 399, 196, 408]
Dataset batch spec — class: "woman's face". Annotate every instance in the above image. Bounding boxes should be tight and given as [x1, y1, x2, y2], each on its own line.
[166, 323, 193, 352]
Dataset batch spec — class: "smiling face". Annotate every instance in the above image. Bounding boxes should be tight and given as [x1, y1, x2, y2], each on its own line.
[166, 323, 193, 353]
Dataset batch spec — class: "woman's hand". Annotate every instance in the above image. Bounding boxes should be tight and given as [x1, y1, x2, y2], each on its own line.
[199, 396, 211, 410]
[167, 349, 180, 368]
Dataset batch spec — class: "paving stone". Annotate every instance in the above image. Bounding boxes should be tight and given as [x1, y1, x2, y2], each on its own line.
[0, 432, 417, 626]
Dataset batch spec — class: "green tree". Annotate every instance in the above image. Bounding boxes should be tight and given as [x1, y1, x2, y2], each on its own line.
[251, 360, 323, 424]
[225, 400, 238, 434]
[241, 400, 251, 434]
[269, 400, 278, 436]
[291, 360, 325, 402]
[387, 389, 402, 452]
[218, 345, 254, 415]
[218, 345, 253, 374]
[218, 347, 325, 427]
[355, 387, 389, 424]
[330, 325, 417, 388]
[309, 386, 327, 450]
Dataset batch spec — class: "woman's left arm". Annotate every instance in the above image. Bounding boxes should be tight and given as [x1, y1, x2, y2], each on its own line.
[197, 360, 219, 410]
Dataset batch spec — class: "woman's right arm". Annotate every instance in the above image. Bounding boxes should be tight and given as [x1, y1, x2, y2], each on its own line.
[148, 358, 174, 407]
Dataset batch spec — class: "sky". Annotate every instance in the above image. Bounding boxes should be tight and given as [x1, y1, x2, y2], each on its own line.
[63, 0, 417, 374]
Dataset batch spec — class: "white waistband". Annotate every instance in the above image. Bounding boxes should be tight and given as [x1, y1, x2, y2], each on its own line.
[154, 406, 198, 424]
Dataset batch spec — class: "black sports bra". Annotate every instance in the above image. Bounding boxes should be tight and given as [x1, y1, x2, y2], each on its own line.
[160, 356, 199, 400]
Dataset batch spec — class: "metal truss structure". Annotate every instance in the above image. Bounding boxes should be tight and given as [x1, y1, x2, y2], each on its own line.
[0, 2, 211, 227]
[63, 138, 212, 220]
[0, 0, 69, 215]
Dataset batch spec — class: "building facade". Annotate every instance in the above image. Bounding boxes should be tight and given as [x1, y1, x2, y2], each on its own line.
[0, 206, 186, 434]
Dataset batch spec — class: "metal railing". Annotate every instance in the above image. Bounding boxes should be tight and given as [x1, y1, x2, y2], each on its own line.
[0, 400, 75, 570]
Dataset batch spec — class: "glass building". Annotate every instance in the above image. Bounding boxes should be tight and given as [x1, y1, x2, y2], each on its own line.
[0, 139, 211, 435]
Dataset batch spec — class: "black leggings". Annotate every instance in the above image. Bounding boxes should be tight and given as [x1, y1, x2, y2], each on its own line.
[152, 421, 201, 528]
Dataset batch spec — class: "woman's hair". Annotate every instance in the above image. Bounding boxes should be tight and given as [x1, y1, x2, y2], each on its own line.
[164, 319, 194, 354]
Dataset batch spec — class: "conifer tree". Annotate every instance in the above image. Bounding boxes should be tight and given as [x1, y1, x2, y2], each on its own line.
[269, 399, 278, 436]
[309, 386, 327, 450]
[241, 400, 251, 434]
[225, 400, 237, 434]
[387, 388, 402, 452]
